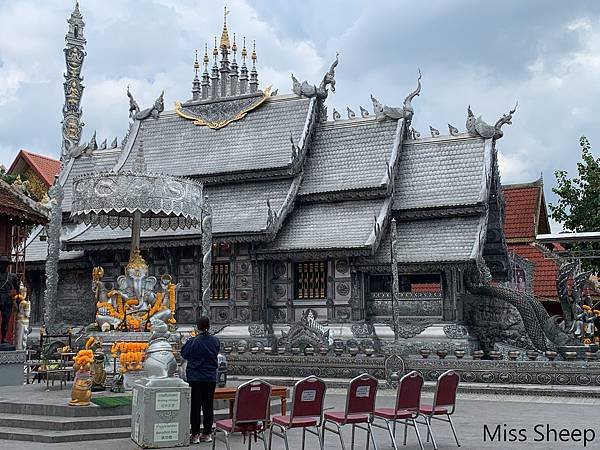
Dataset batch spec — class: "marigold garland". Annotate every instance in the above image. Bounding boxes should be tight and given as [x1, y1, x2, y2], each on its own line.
[149, 292, 163, 316]
[73, 349, 94, 369]
[110, 341, 149, 373]
[168, 283, 177, 324]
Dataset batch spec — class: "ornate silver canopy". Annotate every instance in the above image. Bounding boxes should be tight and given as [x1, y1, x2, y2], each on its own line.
[71, 171, 203, 231]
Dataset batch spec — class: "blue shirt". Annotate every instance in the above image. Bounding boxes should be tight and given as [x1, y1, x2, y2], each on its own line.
[181, 332, 220, 382]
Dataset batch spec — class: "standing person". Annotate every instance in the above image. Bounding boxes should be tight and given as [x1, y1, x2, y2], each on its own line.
[0, 256, 18, 345]
[181, 316, 220, 444]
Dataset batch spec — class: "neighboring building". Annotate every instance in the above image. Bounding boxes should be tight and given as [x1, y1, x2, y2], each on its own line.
[0, 179, 49, 345]
[24, 5, 511, 336]
[502, 178, 562, 315]
[7, 150, 61, 202]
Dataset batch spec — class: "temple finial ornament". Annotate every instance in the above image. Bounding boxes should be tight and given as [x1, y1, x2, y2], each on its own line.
[132, 91, 164, 121]
[290, 132, 299, 161]
[370, 69, 421, 127]
[110, 137, 118, 148]
[127, 86, 139, 118]
[347, 107, 355, 119]
[492, 102, 518, 140]
[266, 199, 276, 228]
[291, 53, 339, 99]
[62, 1, 87, 161]
[410, 127, 420, 139]
[333, 108, 341, 120]
[402, 68, 422, 125]
[466, 103, 516, 140]
[192, 49, 201, 100]
[429, 125, 440, 137]
[220, 7, 231, 49]
[448, 123, 459, 136]
[249, 40, 259, 93]
[359, 106, 369, 118]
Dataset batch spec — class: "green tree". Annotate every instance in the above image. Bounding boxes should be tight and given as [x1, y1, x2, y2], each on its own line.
[548, 136, 600, 272]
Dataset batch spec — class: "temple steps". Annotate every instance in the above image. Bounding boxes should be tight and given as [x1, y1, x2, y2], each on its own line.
[0, 426, 132, 443]
[0, 412, 131, 431]
[0, 389, 133, 442]
[0, 400, 132, 417]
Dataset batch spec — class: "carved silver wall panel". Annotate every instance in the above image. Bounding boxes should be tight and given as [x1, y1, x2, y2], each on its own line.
[273, 262, 287, 279]
[335, 259, 350, 276]
[336, 282, 350, 298]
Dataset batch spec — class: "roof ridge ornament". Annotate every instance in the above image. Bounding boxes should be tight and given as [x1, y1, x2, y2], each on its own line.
[370, 69, 422, 128]
[132, 91, 164, 121]
[448, 124, 459, 136]
[291, 53, 339, 99]
[466, 102, 517, 140]
[359, 106, 369, 118]
[410, 127, 420, 139]
[429, 125, 440, 137]
[127, 86, 140, 118]
[333, 108, 341, 120]
[347, 107, 355, 119]
[402, 68, 421, 125]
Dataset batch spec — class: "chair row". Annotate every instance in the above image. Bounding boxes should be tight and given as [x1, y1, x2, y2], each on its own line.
[212, 370, 460, 450]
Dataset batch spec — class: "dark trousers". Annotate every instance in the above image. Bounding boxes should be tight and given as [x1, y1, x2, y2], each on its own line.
[190, 380, 216, 436]
[0, 301, 12, 342]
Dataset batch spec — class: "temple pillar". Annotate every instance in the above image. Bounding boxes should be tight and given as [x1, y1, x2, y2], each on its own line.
[441, 268, 458, 321]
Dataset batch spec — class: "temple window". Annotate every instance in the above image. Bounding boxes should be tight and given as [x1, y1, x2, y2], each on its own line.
[294, 261, 327, 299]
[211, 262, 230, 300]
[370, 275, 391, 293]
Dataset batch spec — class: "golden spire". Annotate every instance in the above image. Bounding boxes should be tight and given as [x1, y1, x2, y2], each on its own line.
[203, 43, 209, 65]
[251, 40, 257, 64]
[193, 49, 200, 75]
[241, 36, 247, 60]
[220, 6, 230, 49]
[232, 33, 237, 53]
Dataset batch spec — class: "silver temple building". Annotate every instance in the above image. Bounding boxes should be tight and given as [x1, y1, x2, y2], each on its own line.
[25, 4, 519, 353]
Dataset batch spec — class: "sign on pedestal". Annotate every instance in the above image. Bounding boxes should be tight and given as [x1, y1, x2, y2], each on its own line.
[131, 377, 190, 448]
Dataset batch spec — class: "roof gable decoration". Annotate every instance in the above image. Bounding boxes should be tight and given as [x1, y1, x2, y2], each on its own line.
[174, 86, 272, 130]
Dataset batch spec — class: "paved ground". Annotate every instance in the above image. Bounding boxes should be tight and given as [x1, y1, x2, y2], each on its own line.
[0, 388, 595, 450]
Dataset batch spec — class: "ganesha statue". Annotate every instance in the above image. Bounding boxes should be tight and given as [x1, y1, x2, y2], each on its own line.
[94, 249, 179, 331]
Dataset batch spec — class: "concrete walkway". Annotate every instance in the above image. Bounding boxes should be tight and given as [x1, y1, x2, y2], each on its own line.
[0, 388, 592, 450]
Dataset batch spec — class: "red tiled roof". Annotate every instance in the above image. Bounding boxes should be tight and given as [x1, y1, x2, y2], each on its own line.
[411, 283, 442, 293]
[8, 150, 60, 187]
[0, 182, 48, 224]
[503, 185, 540, 240]
[509, 244, 559, 298]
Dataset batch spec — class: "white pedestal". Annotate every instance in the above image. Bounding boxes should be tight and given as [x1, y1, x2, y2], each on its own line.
[131, 377, 191, 448]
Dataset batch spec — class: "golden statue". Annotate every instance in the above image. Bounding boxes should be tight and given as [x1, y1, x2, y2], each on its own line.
[94, 249, 179, 331]
[69, 350, 93, 406]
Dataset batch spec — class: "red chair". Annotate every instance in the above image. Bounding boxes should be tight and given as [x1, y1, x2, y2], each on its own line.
[322, 373, 379, 450]
[373, 370, 424, 450]
[269, 376, 326, 450]
[212, 378, 272, 450]
[419, 370, 460, 450]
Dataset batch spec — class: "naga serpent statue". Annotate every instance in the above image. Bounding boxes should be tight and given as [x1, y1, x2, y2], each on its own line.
[465, 263, 578, 352]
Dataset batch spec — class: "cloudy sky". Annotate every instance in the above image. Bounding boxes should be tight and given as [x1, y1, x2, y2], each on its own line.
[1, 0, 599, 231]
